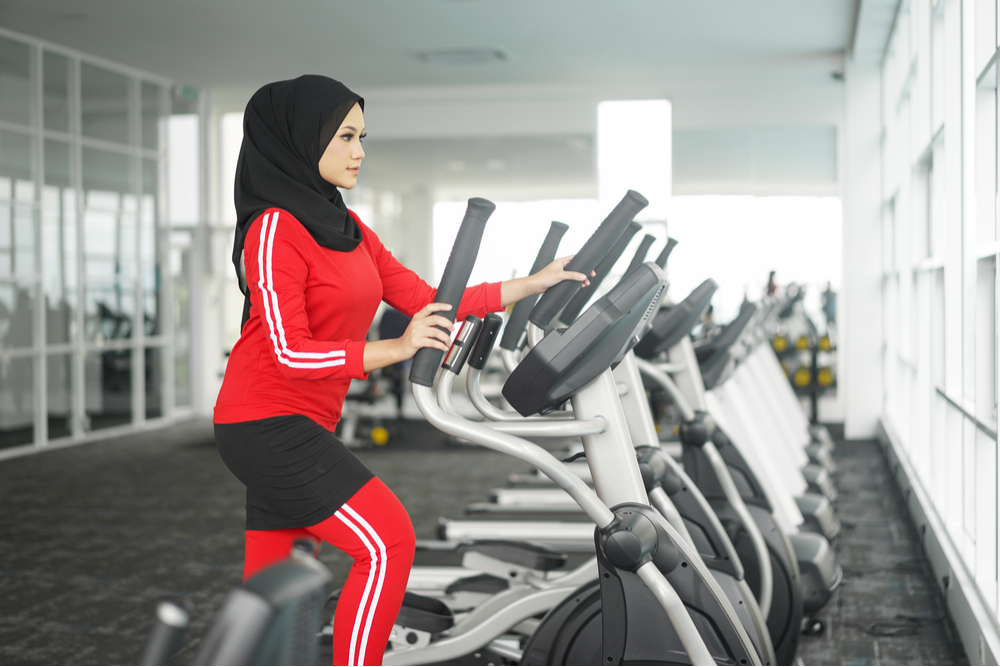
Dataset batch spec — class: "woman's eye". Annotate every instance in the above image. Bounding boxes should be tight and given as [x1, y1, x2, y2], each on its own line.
[341, 133, 353, 141]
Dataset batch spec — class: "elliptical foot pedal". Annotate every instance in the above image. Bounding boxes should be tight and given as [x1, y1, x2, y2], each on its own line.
[458, 539, 567, 572]
[790, 532, 841, 614]
[445, 573, 510, 595]
[328, 590, 455, 634]
[796, 493, 842, 540]
[802, 464, 838, 502]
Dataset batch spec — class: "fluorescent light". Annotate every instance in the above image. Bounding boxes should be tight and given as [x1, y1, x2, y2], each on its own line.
[416, 49, 507, 65]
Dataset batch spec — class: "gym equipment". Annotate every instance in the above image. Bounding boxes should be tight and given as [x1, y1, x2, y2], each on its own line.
[455, 313, 775, 664]
[651, 306, 842, 644]
[383, 193, 760, 665]
[141, 539, 330, 666]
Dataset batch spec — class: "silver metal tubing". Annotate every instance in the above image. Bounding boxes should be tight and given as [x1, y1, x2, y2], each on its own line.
[737, 578, 777, 665]
[483, 419, 607, 438]
[638, 352, 774, 616]
[440, 520, 593, 547]
[613, 355, 706, 553]
[702, 440, 773, 619]
[439, 370, 600, 436]
[467, 366, 522, 420]
[571, 369, 649, 507]
[634, 356, 696, 422]
[413, 384, 616, 528]
[527, 323, 544, 347]
[648, 486, 697, 549]
[524, 555, 598, 590]
[613, 354, 660, 446]
[656, 362, 687, 374]
[668, 337, 709, 412]
[657, 452, 745, 582]
[501, 347, 521, 375]
[436, 370, 462, 417]
[636, 562, 717, 666]
[490, 488, 582, 508]
[407, 566, 484, 592]
[382, 585, 579, 665]
[466, 368, 575, 422]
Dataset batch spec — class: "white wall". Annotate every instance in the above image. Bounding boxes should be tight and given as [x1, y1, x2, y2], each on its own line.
[842, 58, 883, 439]
[860, 0, 1000, 659]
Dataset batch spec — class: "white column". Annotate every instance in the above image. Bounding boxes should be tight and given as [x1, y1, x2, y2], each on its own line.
[842, 57, 884, 438]
[597, 100, 672, 220]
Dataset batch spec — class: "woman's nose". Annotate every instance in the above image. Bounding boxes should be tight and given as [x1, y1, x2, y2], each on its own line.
[354, 144, 365, 160]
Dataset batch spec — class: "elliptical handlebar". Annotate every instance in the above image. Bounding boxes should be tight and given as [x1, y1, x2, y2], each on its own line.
[499, 221, 569, 352]
[528, 190, 648, 329]
[625, 233, 657, 277]
[655, 237, 679, 269]
[558, 220, 642, 325]
[409, 197, 495, 387]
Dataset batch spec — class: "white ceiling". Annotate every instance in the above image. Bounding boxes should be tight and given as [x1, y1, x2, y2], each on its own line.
[1, 1, 853, 111]
[0, 0, 858, 195]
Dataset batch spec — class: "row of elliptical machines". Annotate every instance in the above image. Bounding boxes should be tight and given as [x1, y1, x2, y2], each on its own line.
[369, 190, 842, 665]
[145, 191, 844, 665]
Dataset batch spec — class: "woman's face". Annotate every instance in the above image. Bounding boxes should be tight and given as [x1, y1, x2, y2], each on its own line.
[318, 102, 365, 189]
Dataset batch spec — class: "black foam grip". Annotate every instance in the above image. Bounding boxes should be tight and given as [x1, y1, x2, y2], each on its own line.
[499, 221, 569, 351]
[409, 197, 495, 387]
[654, 237, 678, 269]
[469, 312, 503, 370]
[558, 220, 642, 325]
[626, 234, 656, 276]
[528, 190, 648, 328]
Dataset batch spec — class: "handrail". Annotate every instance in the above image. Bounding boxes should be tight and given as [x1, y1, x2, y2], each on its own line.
[935, 387, 998, 440]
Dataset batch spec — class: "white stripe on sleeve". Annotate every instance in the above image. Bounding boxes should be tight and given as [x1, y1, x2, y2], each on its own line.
[257, 210, 349, 369]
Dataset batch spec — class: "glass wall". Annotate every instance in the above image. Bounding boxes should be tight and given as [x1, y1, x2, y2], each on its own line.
[879, 0, 1000, 618]
[0, 27, 176, 453]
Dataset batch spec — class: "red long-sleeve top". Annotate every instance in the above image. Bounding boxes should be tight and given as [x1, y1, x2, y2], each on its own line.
[214, 208, 503, 431]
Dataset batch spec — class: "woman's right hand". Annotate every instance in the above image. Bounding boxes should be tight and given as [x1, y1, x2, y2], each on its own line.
[395, 303, 456, 360]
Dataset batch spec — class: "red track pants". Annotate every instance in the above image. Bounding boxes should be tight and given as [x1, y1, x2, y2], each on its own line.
[243, 477, 415, 666]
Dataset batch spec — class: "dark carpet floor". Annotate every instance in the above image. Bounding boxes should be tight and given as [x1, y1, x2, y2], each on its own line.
[0, 418, 534, 665]
[0, 419, 969, 665]
[795, 437, 968, 666]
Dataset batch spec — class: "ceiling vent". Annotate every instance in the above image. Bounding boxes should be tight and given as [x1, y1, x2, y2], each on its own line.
[416, 49, 507, 65]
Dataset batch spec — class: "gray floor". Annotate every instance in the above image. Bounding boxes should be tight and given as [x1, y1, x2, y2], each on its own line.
[795, 438, 967, 666]
[0, 418, 969, 665]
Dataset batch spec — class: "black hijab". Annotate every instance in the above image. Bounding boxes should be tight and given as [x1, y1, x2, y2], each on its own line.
[232, 75, 365, 299]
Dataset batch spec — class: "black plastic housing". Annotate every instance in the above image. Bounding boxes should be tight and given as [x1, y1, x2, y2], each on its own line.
[558, 220, 641, 325]
[654, 237, 679, 269]
[468, 313, 502, 370]
[634, 278, 718, 359]
[502, 262, 666, 416]
[499, 221, 569, 351]
[528, 190, 648, 329]
[625, 233, 656, 276]
[441, 315, 482, 375]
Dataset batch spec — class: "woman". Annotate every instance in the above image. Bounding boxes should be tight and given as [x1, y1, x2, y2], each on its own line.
[213, 75, 587, 666]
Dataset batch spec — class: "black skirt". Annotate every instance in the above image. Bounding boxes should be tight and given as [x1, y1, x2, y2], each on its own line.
[214, 415, 374, 531]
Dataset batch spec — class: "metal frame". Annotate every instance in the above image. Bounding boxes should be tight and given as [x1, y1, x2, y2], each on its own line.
[0, 26, 180, 460]
[411, 377, 726, 665]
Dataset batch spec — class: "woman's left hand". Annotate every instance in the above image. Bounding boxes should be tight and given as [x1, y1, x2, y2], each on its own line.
[499, 255, 595, 308]
[531, 255, 592, 294]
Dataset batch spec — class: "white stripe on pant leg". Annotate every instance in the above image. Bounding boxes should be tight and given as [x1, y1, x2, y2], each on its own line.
[342, 503, 389, 666]
[335, 509, 381, 667]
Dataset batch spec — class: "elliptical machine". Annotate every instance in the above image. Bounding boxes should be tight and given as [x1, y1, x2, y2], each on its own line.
[387, 193, 760, 665]
[634, 284, 841, 662]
